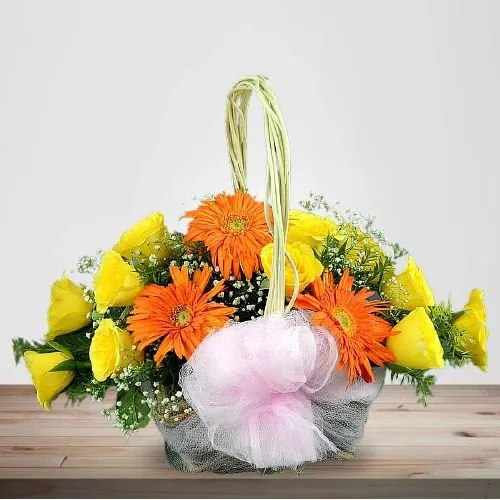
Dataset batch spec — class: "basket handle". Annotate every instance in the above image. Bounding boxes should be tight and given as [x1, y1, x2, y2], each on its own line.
[225, 75, 298, 314]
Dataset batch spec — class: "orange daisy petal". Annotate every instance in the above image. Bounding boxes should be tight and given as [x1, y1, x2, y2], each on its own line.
[183, 191, 272, 280]
[128, 265, 235, 364]
[295, 269, 394, 387]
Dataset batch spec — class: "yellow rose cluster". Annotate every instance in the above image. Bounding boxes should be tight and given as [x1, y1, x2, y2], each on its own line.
[382, 257, 487, 372]
[23, 212, 171, 411]
[260, 209, 390, 299]
[274, 210, 489, 375]
[95, 212, 171, 314]
[90, 213, 172, 381]
[381, 257, 442, 370]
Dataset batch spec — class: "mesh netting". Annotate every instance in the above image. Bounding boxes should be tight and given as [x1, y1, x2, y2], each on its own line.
[154, 311, 385, 474]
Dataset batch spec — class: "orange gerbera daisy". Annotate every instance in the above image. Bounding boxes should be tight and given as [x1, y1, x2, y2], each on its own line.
[127, 265, 235, 365]
[294, 270, 397, 386]
[183, 191, 272, 280]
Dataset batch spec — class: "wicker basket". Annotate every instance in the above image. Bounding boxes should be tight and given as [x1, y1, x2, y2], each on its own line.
[155, 368, 385, 474]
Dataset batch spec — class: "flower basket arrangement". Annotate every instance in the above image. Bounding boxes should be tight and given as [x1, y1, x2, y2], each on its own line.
[13, 75, 488, 474]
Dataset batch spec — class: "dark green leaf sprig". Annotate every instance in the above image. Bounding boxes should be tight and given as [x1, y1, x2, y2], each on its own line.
[100, 361, 158, 434]
[428, 302, 471, 367]
[386, 363, 436, 406]
[318, 232, 394, 294]
[12, 338, 54, 364]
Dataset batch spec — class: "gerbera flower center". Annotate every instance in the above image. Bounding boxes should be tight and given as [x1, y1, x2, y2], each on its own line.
[171, 305, 193, 327]
[331, 306, 357, 336]
[221, 213, 251, 235]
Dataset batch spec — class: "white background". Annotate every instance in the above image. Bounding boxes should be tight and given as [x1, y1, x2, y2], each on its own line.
[1, 0, 498, 384]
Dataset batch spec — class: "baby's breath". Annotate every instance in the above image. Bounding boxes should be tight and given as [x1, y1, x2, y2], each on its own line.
[212, 270, 268, 322]
[147, 383, 194, 426]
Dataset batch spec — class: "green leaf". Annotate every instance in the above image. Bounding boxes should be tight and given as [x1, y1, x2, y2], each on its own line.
[336, 236, 349, 255]
[46, 340, 72, 357]
[428, 302, 471, 366]
[116, 386, 150, 431]
[49, 359, 77, 372]
[49, 360, 91, 373]
[64, 371, 111, 405]
[451, 310, 466, 322]
[386, 363, 436, 406]
[259, 278, 270, 290]
[119, 306, 133, 321]
[53, 329, 92, 361]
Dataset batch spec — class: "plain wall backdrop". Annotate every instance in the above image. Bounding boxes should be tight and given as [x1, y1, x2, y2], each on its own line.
[1, 0, 499, 384]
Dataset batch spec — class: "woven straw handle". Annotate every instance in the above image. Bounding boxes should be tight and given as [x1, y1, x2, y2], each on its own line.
[225, 75, 298, 314]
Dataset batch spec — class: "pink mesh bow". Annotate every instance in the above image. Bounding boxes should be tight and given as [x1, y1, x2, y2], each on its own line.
[179, 311, 340, 469]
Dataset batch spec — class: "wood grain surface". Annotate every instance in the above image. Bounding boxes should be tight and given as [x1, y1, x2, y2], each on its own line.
[0, 385, 499, 498]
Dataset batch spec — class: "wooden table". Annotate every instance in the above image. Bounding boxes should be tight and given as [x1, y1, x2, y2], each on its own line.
[0, 385, 499, 498]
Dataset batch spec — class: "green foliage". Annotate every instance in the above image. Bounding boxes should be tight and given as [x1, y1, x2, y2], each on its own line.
[429, 302, 471, 367]
[390, 242, 407, 260]
[12, 338, 54, 364]
[113, 356, 180, 397]
[112, 362, 158, 432]
[386, 363, 436, 406]
[129, 231, 204, 287]
[65, 371, 112, 405]
[94, 306, 134, 329]
[49, 359, 77, 372]
[49, 359, 91, 373]
[211, 270, 268, 322]
[113, 360, 157, 391]
[131, 254, 171, 286]
[75, 250, 103, 274]
[51, 328, 93, 362]
[319, 231, 394, 293]
[156, 353, 185, 394]
[169, 231, 197, 257]
[382, 307, 409, 327]
[13, 328, 104, 406]
[115, 386, 150, 432]
[45, 339, 73, 357]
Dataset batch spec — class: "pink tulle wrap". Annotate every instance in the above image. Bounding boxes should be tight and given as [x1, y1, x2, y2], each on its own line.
[179, 311, 345, 469]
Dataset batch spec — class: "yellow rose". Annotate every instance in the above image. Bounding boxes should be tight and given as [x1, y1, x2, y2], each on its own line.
[89, 319, 144, 381]
[387, 307, 445, 369]
[287, 210, 337, 251]
[382, 256, 434, 310]
[113, 212, 170, 261]
[455, 289, 488, 371]
[261, 241, 323, 298]
[24, 351, 75, 411]
[94, 250, 144, 314]
[46, 275, 93, 340]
